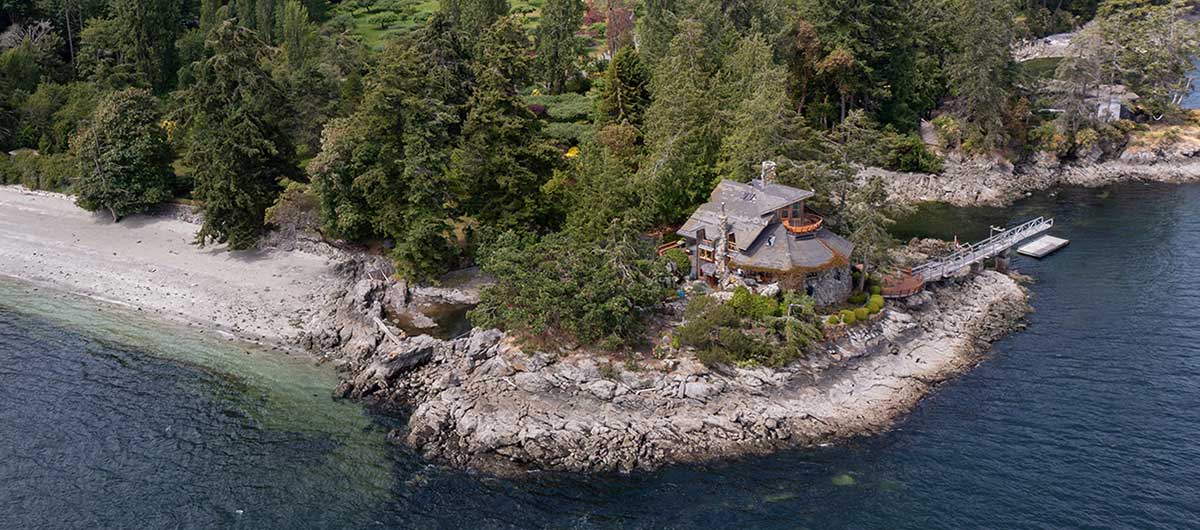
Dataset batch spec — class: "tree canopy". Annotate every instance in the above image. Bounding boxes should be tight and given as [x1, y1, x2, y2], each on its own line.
[71, 87, 173, 220]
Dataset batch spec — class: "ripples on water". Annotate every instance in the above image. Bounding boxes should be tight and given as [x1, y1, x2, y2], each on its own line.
[4, 183, 1200, 529]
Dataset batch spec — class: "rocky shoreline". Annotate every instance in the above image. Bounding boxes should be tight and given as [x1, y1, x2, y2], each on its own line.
[315, 264, 1029, 474]
[877, 134, 1200, 207]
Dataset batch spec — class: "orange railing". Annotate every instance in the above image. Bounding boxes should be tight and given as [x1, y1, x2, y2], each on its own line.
[881, 269, 926, 299]
[783, 213, 823, 235]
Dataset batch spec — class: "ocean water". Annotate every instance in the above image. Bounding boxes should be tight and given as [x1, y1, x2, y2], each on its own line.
[4, 183, 1200, 529]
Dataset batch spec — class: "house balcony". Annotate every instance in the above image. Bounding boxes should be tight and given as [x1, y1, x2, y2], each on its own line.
[783, 213, 823, 235]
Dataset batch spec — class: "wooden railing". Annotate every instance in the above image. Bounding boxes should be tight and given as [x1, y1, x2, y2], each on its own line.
[783, 213, 823, 235]
[656, 240, 683, 256]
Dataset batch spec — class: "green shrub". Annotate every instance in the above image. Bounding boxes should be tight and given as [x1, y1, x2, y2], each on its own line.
[1075, 127, 1099, 147]
[931, 114, 962, 149]
[841, 310, 856, 325]
[35, 153, 74, 190]
[696, 348, 733, 368]
[685, 291, 823, 368]
[848, 292, 868, 305]
[677, 296, 739, 348]
[598, 361, 619, 380]
[0, 155, 15, 185]
[868, 295, 885, 314]
[882, 130, 943, 173]
[716, 328, 773, 365]
[664, 248, 691, 276]
[3, 151, 75, 191]
[869, 285, 882, 295]
[543, 121, 591, 146]
[1029, 121, 1069, 155]
[827, 315, 841, 325]
[729, 286, 778, 321]
[526, 93, 593, 122]
[780, 292, 818, 319]
[854, 307, 869, 321]
[772, 316, 823, 352]
[471, 225, 672, 349]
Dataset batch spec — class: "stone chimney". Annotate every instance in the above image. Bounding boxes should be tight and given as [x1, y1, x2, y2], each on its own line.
[715, 202, 730, 284]
[756, 160, 777, 189]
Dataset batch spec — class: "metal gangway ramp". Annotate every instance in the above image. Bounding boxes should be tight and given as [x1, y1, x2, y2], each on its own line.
[911, 216, 1055, 283]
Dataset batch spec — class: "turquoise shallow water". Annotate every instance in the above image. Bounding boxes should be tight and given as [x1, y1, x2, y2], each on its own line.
[5, 182, 1200, 528]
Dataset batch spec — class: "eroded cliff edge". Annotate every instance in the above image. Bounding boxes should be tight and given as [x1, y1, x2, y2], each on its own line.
[314, 267, 1029, 474]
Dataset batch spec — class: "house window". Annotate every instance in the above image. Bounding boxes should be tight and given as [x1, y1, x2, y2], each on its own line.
[727, 233, 737, 251]
[699, 248, 714, 262]
[791, 203, 803, 218]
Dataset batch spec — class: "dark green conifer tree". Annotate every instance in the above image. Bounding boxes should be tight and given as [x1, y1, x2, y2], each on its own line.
[309, 14, 473, 280]
[597, 45, 650, 131]
[534, 0, 585, 94]
[108, 0, 182, 90]
[179, 22, 295, 249]
[449, 16, 562, 232]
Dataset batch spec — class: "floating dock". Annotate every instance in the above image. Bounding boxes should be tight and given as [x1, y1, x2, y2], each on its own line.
[1017, 235, 1069, 258]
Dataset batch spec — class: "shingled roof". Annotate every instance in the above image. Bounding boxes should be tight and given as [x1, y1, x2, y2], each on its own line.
[730, 226, 852, 274]
[677, 178, 852, 274]
[677, 179, 814, 251]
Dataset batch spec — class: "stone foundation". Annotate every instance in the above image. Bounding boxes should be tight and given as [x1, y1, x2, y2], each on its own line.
[807, 266, 852, 307]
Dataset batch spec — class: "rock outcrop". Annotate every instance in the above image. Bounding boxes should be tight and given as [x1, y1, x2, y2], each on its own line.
[876, 137, 1200, 207]
[328, 270, 1029, 474]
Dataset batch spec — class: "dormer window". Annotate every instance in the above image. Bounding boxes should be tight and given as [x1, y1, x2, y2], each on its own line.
[727, 233, 737, 251]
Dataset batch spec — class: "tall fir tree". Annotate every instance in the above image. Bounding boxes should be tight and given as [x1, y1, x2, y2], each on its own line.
[108, 0, 181, 90]
[640, 19, 721, 225]
[179, 21, 295, 249]
[947, 0, 1016, 152]
[798, 0, 928, 128]
[449, 16, 561, 232]
[715, 34, 819, 182]
[534, 0, 585, 94]
[597, 45, 650, 130]
[255, 0, 276, 42]
[309, 13, 473, 280]
[440, 0, 509, 45]
[277, 0, 317, 68]
[199, 0, 220, 32]
[638, 0, 677, 64]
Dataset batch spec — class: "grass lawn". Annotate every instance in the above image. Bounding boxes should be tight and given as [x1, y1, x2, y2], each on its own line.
[331, 0, 548, 50]
[1019, 57, 1063, 81]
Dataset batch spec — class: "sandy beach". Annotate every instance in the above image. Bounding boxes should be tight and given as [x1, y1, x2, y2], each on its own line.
[0, 186, 338, 348]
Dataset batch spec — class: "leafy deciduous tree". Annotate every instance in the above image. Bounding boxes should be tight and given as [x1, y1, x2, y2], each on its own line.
[72, 87, 173, 221]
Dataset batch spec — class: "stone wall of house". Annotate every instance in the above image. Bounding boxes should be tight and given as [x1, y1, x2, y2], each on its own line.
[809, 266, 852, 307]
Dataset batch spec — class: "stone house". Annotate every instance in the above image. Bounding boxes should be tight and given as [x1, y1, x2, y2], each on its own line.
[676, 162, 854, 307]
